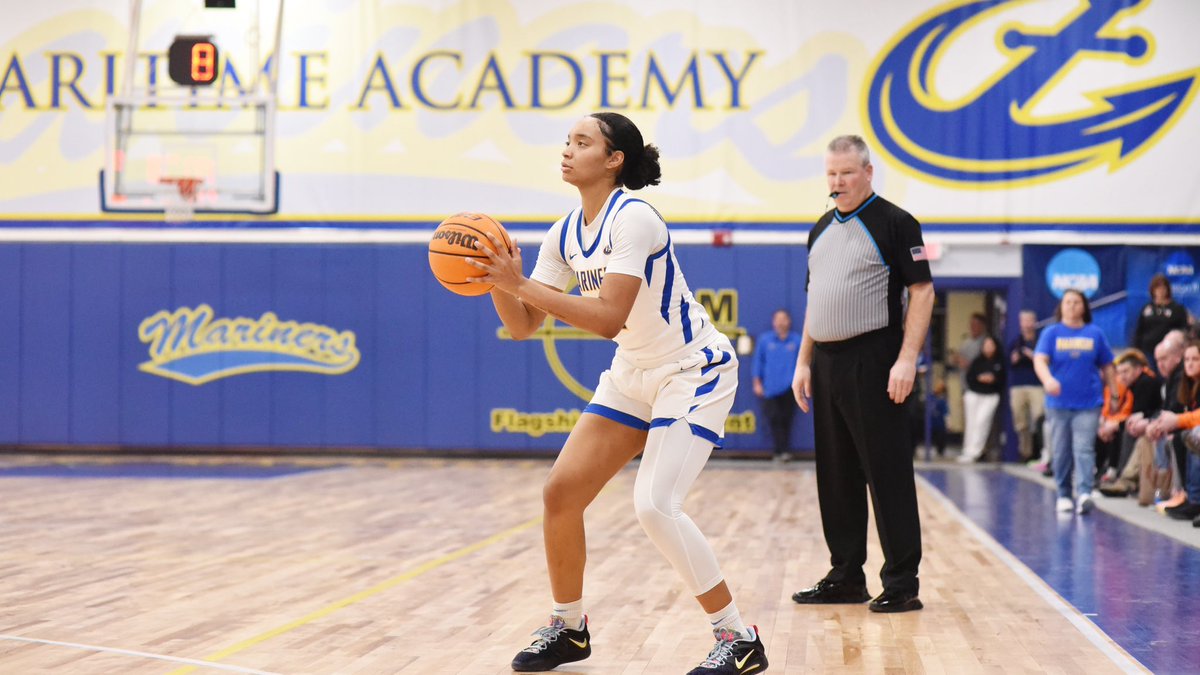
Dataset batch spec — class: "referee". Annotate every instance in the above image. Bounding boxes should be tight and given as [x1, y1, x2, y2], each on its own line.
[791, 135, 934, 613]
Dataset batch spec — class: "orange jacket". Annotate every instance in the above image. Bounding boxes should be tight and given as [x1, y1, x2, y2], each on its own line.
[1175, 409, 1200, 430]
[1101, 379, 1133, 424]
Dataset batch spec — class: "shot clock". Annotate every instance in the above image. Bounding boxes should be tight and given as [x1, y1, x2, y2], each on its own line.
[167, 36, 219, 86]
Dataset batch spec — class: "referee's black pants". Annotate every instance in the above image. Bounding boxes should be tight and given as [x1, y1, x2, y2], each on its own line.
[811, 327, 922, 595]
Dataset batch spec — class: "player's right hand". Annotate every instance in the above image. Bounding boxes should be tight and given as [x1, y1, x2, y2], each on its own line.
[470, 234, 524, 295]
[792, 364, 812, 413]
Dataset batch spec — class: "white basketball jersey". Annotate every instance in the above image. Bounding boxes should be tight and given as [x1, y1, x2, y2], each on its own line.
[530, 188, 718, 369]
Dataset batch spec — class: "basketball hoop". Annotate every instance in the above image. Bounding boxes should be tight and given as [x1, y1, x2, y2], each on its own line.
[159, 176, 203, 223]
[101, 0, 283, 216]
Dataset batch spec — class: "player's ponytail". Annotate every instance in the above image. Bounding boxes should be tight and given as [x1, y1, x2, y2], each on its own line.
[590, 112, 662, 190]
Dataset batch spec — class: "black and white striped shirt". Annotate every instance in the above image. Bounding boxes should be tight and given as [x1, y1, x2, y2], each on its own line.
[805, 194, 931, 343]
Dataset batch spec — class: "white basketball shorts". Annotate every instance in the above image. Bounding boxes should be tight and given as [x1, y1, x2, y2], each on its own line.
[584, 335, 739, 447]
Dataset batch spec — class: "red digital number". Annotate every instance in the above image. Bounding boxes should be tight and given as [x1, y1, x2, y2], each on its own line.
[191, 42, 216, 83]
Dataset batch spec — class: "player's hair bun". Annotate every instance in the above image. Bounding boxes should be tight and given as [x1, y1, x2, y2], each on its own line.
[590, 112, 662, 190]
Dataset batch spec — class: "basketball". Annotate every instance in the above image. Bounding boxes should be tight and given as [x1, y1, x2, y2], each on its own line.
[428, 212, 512, 296]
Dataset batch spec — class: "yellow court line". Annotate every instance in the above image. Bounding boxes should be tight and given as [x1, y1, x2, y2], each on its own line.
[167, 514, 544, 675]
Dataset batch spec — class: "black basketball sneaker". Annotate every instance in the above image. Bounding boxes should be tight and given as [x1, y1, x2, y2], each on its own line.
[510, 615, 592, 672]
[686, 625, 768, 675]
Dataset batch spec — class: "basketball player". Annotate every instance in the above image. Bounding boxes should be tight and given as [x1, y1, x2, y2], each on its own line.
[466, 112, 768, 674]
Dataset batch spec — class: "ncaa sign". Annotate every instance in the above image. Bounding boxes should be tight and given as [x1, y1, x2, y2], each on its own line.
[1046, 248, 1101, 298]
[1163, 250, 1200, 298]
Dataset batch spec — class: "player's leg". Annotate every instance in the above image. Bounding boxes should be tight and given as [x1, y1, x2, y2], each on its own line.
[634, 341, 769, 674]
[634, 420, 722, 602]
[543, 413, 647, 603]
[633, 342, 737, 610]
[512, 367, 650, 672]
[634, 420, 769, 675]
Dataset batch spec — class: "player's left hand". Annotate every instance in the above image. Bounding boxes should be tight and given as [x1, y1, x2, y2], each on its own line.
[888, 359, 916, 404]
[467, 233, 525, 295]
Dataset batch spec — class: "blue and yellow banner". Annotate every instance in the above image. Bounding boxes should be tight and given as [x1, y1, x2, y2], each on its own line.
[1, 0, 1198, 225]
[0, 240, 812, 452]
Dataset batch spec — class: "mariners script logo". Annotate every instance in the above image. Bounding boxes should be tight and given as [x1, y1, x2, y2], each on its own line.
[138, 305, 360, 385]
[867, 0, 1200, 185]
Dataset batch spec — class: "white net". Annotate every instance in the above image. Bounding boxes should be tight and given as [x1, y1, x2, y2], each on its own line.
[160, 177, 202, 223]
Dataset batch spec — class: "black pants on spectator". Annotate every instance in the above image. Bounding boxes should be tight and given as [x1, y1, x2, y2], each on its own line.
[1096, 426, 1125, 476]
[811, 328, 922, 595]
[1113, 428, 1137, 475]
[762, 392, 796, 456]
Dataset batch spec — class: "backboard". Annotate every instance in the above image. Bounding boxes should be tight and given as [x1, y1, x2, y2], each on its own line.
[101, 0, 284, 217]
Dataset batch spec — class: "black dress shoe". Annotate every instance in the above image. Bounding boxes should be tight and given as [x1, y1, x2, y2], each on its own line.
[792, 579, 871, 604]
[868, 590, 923, 613]
[1165, 501, 1200, 520]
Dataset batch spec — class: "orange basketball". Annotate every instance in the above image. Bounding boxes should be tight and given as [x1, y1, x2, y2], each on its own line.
[428, 212, 512, 296]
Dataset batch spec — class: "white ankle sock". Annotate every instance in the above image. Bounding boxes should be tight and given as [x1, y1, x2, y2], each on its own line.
[552, 599, 584, 630]
[707, 600, 750, 640]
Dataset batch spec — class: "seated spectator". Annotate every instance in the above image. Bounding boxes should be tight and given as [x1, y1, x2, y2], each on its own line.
[1095, 358, 1133, 481]
[1147, 339, 1200, 525]
[1096, 349, 1160, 483]
[1099, 331, 1185, 499]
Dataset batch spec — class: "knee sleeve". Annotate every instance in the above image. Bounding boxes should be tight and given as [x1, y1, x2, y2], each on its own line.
[633, 420, 724, 595]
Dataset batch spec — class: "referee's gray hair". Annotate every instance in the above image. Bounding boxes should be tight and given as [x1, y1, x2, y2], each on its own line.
[827, 135, 871, 167]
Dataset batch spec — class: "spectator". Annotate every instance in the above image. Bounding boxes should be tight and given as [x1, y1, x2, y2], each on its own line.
[1034, 289, 1115, 515]
[752, 309, 802, 462]
[1163, 330, 1196, 501]
[1094, 350, 1161, 494]
[959, 335, 1004, 463]
[1134, 274, 1189, 369]
[1103, 334, 1184, 504]
[956, 313, 988, 374]
[956, 313, 999, 452]
[1147, 339, 1200, 525]
[1009, 309, 1045, 462]
[1094, 369, 1129, 481]
[955, 314, 987, 405]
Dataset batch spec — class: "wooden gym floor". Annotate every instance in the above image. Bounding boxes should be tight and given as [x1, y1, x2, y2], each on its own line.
[0, 455, 1149, 674]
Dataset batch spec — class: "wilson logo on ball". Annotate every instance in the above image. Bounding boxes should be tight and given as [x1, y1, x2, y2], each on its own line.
[431, 228, 480, 250]
[428, 212, 512, 297]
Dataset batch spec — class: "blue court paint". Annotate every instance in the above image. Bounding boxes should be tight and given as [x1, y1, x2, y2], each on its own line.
[0, 462, 338, 480]
[921, 468, 1200, 674]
